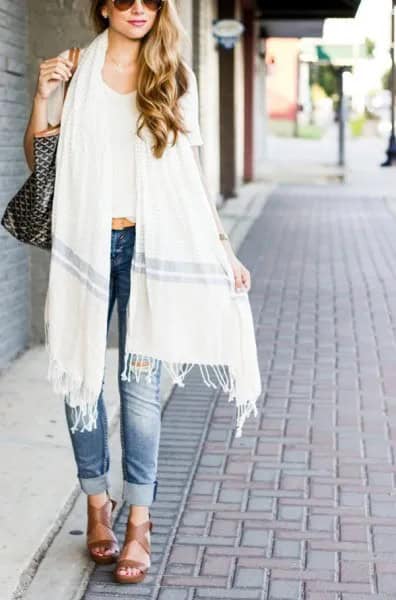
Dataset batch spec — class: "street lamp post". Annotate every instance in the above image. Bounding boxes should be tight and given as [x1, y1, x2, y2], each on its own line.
[337, 67, 346, 168]
[382, 0, 396, 167]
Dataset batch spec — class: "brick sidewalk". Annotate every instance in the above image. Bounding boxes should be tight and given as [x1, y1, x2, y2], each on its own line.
[83, 185, 396, 600]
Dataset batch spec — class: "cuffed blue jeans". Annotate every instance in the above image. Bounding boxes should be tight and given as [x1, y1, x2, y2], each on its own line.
[64, 226, 162, 506]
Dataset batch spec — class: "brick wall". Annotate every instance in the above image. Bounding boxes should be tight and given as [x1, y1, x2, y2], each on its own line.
[0, 0, 30, 370]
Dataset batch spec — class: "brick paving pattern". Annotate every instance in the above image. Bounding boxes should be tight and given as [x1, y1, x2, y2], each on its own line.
[84, 186, 396, 599]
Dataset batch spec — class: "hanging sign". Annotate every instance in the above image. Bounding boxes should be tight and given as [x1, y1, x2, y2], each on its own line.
[212, 19, 245, 50]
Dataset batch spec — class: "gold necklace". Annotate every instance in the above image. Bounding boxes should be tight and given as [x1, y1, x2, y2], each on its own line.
[107, 53, 135, 72]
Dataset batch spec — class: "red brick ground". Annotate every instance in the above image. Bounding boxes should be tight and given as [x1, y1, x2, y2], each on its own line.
[85, 186, 396, 599]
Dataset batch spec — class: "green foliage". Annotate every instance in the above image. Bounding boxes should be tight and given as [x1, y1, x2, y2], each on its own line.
[310, 64, 338, 98]
[269, 119, 324, 140]
[364, 106, 380, 121]
[382, 67, 395, 92]
[349, 114, 366, 137]
[365, 37, 375, 58]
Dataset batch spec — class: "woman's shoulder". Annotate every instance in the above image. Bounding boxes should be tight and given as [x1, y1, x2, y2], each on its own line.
[181, 59, 196, 82]
[179, 60, 199, 101]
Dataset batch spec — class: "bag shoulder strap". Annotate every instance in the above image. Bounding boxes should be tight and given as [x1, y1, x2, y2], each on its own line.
[34, 47, 81, 136]
[62, 47, 81, 102]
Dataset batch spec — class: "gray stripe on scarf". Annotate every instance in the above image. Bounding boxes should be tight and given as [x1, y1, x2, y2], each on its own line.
[53, 236, 108, 292]
[133, 264, 230, 286]
[134, 252, 226, 276]
[52, 252, 108, 301]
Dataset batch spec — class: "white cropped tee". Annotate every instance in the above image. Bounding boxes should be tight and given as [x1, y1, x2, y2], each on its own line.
[47, 48, 204, 222]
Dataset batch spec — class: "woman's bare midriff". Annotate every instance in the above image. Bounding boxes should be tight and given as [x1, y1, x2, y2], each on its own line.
[112, 217, 136, 229]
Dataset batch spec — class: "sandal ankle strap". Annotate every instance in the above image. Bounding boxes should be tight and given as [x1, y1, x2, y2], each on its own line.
[87, 496, 117, 541]
[124, 519, 152, 554]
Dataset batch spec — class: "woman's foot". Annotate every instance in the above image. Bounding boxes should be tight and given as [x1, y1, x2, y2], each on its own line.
[116, 505, 151, 578]
[87, 491, 119, 560]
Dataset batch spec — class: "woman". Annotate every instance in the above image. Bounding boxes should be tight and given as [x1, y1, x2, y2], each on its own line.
[23, 0, 259, 586]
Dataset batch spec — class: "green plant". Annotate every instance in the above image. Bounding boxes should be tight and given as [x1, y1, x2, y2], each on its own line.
[365, 37, 375, 58]
[269, 119, 324, 140]
[310, 63, 338, 98]
[382, 68, 396, 94]
[349, 114, 366, 137]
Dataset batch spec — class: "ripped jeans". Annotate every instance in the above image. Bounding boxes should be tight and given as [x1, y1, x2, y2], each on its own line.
[64, 226, 162, 506]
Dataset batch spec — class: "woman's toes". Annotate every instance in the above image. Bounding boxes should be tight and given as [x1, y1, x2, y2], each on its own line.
[93, 544, 112, 556]
[118, 566, 141, 576]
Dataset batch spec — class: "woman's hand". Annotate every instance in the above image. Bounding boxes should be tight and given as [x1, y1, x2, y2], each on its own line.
[35, 53, 74, 101]
[225, 248, 251, 293]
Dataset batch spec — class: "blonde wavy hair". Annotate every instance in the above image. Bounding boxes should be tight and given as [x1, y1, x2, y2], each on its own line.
[90, 0, 192, 158]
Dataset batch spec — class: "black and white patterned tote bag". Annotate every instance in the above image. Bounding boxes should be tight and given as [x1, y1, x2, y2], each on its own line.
[1, 47, 80, 251]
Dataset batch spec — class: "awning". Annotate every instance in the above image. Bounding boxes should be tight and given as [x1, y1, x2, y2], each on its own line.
[257, 0, 361, 20]
[260, 20, 325, 38]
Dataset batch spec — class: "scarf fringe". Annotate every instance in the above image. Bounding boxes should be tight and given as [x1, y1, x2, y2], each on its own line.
[120, 352, 258, 437]
[45, 321, 99, 434]
[45, 324, 258, 437]
[46, 354, 100, 434]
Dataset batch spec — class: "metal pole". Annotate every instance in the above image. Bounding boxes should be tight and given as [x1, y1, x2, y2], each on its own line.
[338, 67, 345, 168]
[293, 51, 301, 138]
[390, 0, 395, 151]
[382, 0, 396, 166]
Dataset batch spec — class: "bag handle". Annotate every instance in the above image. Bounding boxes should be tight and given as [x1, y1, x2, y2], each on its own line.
[63, 47, 80, 102]
[34, 47, 81, 137]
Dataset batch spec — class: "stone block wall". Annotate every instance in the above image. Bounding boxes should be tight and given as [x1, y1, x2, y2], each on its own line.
[0, 0, 30, 369]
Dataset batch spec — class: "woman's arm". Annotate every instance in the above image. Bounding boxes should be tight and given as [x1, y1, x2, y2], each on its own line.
[192, 146, 251, 293]
[23, 51, 74, 171]
[23, 95, 51, 171]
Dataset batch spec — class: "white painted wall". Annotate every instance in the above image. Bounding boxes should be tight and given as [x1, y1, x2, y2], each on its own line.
[254, 34, 268, 173]
[177, 0, 221, 206]
[196, 0, 221, 206]
[175, 0, 193, 66]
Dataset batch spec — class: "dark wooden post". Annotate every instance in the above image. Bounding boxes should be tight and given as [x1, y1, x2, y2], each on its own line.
[218, 0, 237, 199]
[242, 0, 255, 182]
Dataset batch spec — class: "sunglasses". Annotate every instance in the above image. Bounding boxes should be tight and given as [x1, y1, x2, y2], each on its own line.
[112, 0, 163, 11]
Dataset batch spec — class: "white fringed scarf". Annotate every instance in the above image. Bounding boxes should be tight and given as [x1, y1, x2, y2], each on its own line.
[44, 28, 262, 438]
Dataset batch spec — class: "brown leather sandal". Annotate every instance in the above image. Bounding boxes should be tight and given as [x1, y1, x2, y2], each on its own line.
[113, 514, 152, 584]
[87, 492, 120, 565]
